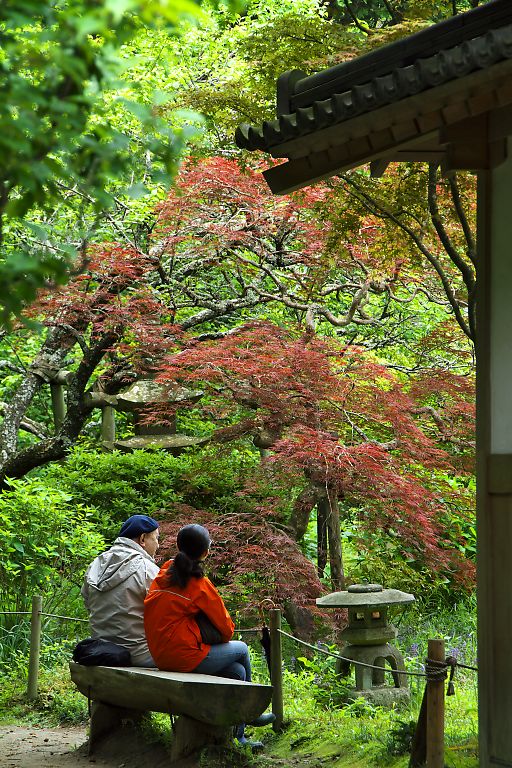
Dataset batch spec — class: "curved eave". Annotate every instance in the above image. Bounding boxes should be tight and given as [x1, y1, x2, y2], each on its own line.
[265, 56, 512, 193]
[236, 24, 512, 156]
[235, 14, 512, 194]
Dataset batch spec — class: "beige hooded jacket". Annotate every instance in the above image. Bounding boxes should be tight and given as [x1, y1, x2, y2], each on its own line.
[81, 537, 159, 664]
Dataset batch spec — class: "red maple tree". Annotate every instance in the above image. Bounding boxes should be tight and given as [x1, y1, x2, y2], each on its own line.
[156, 504, 327, 639]
[154, 321, 475, 590]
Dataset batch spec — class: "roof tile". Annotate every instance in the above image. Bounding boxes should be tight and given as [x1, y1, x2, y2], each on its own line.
[235, 2, 512, 156]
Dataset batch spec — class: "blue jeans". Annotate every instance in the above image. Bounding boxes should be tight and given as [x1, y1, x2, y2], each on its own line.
[193, 640, 252, 682]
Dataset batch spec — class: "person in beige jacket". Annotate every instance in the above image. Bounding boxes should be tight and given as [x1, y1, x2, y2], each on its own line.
[81, 515, 160, 667]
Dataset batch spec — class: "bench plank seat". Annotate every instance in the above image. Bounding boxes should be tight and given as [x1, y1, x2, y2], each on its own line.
[69, 662, 272, 727]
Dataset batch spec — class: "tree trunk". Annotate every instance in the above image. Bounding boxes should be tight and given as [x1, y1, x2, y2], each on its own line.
[0, 330, 119, 485]
[283, 600, 316, 642]
[325, 488, 345, 590]
[317, 497, 328, 578]
[289, 485, 319, 540]
[0, 326, 73, 474]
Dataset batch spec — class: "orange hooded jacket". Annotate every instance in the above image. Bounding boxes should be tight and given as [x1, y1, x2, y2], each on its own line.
[144, 559, 235, 672]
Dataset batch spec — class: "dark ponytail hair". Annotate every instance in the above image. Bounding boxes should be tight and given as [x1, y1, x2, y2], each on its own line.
[168, 524, 211, 589]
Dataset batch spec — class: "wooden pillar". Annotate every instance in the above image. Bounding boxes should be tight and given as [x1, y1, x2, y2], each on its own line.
[426, 639, 445, 768]
[477, 136, 512, 766]
[101, 405, 116, 443]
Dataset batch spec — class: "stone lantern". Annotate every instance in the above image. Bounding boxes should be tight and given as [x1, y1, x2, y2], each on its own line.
[316, 583, 414, 706]
[100, 380, 209, 455]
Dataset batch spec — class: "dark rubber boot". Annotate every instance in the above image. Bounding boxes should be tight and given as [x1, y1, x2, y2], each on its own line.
[235, 724, 264, 750]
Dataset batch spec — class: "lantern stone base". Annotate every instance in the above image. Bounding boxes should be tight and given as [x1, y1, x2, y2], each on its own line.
[351, 685, 410, 708]
[335, 642, 408, 708]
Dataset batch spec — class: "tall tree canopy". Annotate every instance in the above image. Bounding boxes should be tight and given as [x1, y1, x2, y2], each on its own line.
[0, 0, 240, 323]
[0, 156, 474, 485]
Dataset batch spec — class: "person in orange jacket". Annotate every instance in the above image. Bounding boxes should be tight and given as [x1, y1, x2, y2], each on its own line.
[144, 523, 274, 748]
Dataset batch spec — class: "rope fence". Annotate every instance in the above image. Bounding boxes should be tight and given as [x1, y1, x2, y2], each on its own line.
[277, 628, 478, 680]
[234, 614, 478, 682]
[1, 598, 90, 699]
[0, 610, 88, 622]
[2, 599, 477, 768]
[265, 611, 477, 768]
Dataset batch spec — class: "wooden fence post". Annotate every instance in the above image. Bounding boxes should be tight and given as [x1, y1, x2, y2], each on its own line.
[27, 595, 42, 700]
[409, 684, 428, 768]
[426, 638, 445, 768]
[269, 608, 284, 731]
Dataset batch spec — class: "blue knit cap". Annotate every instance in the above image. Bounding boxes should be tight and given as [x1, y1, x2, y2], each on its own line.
[119, 514, 159, 539]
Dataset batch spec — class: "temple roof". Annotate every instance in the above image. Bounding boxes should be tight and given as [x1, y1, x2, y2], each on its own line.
[235, 0, 512, 193]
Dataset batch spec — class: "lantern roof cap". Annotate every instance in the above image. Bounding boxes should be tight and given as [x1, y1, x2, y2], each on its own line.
[316, 584, 415, 608]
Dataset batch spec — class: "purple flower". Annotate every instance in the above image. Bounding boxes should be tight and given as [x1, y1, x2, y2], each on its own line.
[410, 643, 419, 657]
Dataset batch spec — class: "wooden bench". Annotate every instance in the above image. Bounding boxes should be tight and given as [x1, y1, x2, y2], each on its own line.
[69, 662, 273, 762]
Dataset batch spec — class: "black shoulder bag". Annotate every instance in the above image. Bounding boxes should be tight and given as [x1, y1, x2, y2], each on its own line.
[72, 637, 132, 666]
[195, 612, 223, 645]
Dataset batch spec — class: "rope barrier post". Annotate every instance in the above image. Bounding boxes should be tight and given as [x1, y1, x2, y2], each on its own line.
[27, 595, 42, 700]
[426, 639, 445, 768]
[409, 684, 427, 767]
[269, 608, 284, 731]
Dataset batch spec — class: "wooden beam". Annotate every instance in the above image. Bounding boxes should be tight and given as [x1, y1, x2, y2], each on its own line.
[486, 102, 512, 140]
[381, 151, 447, 163]
[443, 139, 507, 171]
[439, 113, 508, 170]
[488, 454, 512, 494]
[264, 102, 511, 193]
[476, 141, 512, 766]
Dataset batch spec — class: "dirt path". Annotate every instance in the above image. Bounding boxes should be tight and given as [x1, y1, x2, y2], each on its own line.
[0, 725, 178, 768]
[0, 725, 318, 768]
[0, 726, 90, 768]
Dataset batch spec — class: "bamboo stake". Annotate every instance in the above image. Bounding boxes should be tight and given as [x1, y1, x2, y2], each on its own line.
[426, 639, 445, 768]
[27, 595, 42, 699]
[269, 608, 284, 731]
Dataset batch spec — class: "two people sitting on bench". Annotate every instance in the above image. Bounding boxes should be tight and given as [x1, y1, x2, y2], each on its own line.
[81, 514, 160, 667]
[144, 523, 275, 748]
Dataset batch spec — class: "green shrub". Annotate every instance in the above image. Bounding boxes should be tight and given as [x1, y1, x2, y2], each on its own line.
[41, 444, 261, 540]
[0, 660, 88, 726]
[37, 669, 89, 725]
[0, 477, 104, 622]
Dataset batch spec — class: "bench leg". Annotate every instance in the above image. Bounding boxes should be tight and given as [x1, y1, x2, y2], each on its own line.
[89, 700, 142, 755]
[170, 715, 232, 762]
